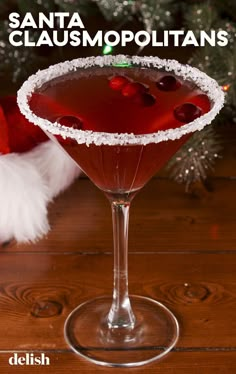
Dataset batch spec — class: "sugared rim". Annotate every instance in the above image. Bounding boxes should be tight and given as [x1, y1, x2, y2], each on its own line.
[17, 55, 224, 146]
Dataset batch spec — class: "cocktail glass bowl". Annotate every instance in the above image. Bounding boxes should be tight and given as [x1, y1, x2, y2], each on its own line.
[17, 55, 224, 367]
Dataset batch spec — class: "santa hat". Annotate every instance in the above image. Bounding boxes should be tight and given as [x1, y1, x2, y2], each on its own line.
[0, 96, 80, 244]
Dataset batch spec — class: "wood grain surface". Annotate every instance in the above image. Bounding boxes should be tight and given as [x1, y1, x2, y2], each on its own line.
[0, 352, 236, 373]
[6, 177, 236, 254]
[0, 126, 236, 373]
[0, 251, 236, 350]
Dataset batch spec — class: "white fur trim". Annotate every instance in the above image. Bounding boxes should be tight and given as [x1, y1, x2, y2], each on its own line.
[0, 153, 50, 243]
[25, 140, 81, 199]
[0, 141, 80, 244]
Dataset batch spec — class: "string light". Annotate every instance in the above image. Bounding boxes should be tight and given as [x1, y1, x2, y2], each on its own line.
[113, 62, 132, 67]
[102, 44, 113, 55]
[222, 84, 230, 92]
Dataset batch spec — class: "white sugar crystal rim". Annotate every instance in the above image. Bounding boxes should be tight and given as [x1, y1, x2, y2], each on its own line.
[17, 54, 224, 146]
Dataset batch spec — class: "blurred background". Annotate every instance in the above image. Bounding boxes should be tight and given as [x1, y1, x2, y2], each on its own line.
[0, 0, 235, 187]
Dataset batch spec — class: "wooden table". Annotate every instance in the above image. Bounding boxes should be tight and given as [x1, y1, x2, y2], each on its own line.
[0, 132, 236, 373]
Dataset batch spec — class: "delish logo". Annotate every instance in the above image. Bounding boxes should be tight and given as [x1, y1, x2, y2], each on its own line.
[9, 353, 50, 366]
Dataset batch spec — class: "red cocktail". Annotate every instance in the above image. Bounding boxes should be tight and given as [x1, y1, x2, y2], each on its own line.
[29, 65, 211, 193]
[18, 55, 224, 367]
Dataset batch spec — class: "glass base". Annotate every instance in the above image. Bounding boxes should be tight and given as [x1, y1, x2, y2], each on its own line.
[64, 295, 179, 368]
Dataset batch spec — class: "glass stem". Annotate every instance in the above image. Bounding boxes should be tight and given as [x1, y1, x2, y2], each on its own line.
[107, 198, 136, 329]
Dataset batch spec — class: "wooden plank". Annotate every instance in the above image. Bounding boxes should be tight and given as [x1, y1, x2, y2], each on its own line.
[4, 178, 236, 253]
[0, 253, 236, 349]
[213, 124, 236, 177]
[0, 351, 236, 373]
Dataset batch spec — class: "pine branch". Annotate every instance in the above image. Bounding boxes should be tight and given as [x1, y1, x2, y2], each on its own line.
[138, 0, 175, 32]
[185, 2, 236, 112]
[167, 126, 222, 189]
[184, 3, 218, 36]
[55, 0, 95, 16]
[93, 0, 135, 21]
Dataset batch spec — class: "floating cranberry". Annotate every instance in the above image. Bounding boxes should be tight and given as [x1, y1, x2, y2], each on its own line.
[190, 94, 211, 113]
[156, 75, 181, 91]
[109, 76, 129, 91]
[122, 82, 148, 98]
[57, 115, 83, 130]
[134, 93, 156, 107]
[174, 103, 202, 123]
[56, 116, 83, 145]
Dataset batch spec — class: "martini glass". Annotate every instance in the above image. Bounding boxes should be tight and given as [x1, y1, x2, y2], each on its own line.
[17, 55, 224, 367]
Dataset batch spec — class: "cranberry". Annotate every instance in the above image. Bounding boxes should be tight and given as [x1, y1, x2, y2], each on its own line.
[174, 103, 202, 123]
[122, 82, 148, 98]
[109, 76, 129, 91]
[134, 93, 156, 107]
[190, 94, 211, 113]
[57, 115, 83, 130]
[56, 116, 83, 145]
[156, 75, 181, 91]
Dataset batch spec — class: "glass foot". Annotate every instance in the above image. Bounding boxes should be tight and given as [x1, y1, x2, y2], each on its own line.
[64, 295, 179, 367]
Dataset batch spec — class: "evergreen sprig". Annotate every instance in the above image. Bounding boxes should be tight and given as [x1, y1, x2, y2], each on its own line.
[184, 3, 236, 111]
[167, 126, 223, 189]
